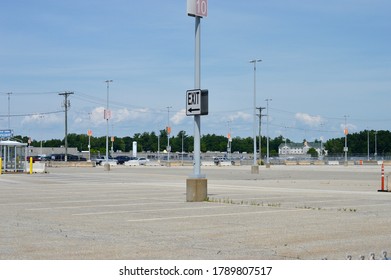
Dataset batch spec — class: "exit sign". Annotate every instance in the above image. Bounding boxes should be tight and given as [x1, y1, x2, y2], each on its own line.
[187, 0, 207, 17]
[186, 89, 208, 116]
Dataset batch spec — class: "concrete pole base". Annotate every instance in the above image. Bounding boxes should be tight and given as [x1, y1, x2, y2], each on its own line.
[103, 163, 110, 171]
[265, 163, 271, 168]
[251, 165, 259, 174]
[186, 178, 207, 202]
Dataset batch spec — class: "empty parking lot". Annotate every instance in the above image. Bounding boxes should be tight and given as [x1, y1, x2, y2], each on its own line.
[0, 164, 390, 260]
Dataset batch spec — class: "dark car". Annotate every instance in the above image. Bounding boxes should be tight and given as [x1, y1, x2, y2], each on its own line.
[49, 154, 86, 161]
[26, 155, 41, 163]
[115, 155, 132, 165]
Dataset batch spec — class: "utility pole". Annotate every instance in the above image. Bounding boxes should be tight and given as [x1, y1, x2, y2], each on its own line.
[59, 92, 74, 162]
[256, 106, 266, 163]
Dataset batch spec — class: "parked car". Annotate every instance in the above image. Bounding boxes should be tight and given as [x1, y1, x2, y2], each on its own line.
[49, 154, 86, 161]
[124, 157, 149, 166]
[137, 157, 149, 165]
[213, 156, 235, 165]
[26, 155, 42, 163]
[93, 156, 117, 165]
[115, 156, 136, 164]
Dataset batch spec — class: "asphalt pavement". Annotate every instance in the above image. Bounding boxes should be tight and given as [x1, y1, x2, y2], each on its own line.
[0, 164, 390, 260]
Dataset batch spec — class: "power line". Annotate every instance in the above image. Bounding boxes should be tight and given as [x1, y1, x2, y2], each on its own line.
[0, 110, 63, 117]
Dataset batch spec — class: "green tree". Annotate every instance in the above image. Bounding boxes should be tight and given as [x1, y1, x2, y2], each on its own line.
[307, 147, 318, 157]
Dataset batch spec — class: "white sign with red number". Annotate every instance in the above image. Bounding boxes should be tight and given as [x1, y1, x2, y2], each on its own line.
[187, 0, 207, 17]
[104, 109, 111, 120]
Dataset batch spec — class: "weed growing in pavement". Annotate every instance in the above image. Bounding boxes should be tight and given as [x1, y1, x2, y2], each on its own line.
[205, 197, 278, 208]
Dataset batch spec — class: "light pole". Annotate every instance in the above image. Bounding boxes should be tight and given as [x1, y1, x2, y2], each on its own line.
[227, 120, 232, 161]
[343, 115, 349, 165]
[375, 131, 378, 160]
[265, 98, 272, 166]
[7, 92, 12, 130]
[105, 80, 113, 169]
[181, 131, 184, 166]
[249, 59, 261, 173]
[367, 129, 370, 161]
[166, 106, 172, 165]
[157, 133, 160, 162]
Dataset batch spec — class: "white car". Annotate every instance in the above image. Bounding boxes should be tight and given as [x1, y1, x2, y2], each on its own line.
[137, 157, 149, 165]
[124, 157, 150, 166]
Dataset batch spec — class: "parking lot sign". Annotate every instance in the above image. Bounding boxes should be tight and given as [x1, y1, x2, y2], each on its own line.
[186, 89, 208, 116]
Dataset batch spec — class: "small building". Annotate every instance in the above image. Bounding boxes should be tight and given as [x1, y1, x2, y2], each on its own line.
[0, 140, 28, 172]
[278, 141, 327, 158]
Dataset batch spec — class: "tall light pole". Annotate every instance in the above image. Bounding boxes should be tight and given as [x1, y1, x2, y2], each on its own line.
[105, 80, 113, 169]
[249, 59, 261, 173]
[166, 106, 172, 165]
[375, 131, 378, 161]
[367, 129, 370, 161]
[265, 98, 272, 166]
[256, 106, 266, 163]
[343, 115, 349, 165]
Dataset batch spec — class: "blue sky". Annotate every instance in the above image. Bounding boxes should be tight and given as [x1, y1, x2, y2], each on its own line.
[0, 0, 390, 143]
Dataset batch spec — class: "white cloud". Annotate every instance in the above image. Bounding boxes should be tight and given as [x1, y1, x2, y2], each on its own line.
[228, 111, 252, 122]
[171, 109, 186, 125]
[89, 107, 106, 125]
[295, 112, 323, 127]
[21, 113, 62, 125]
[87, 106, 151, 126]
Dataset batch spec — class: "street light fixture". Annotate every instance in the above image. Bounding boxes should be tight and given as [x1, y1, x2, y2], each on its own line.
[249, 59, 261, 173]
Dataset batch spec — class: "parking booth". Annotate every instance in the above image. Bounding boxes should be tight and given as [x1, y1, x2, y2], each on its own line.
[0, 140, 28, 173]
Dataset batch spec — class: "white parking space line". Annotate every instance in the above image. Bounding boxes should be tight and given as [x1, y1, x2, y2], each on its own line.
[126, 208, 308, 222]
[26, 201, 183, 211]
[73, 205, 228, 216]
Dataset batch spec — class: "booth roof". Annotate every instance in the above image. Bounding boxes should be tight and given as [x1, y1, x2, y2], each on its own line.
[0, 140, 28, 146]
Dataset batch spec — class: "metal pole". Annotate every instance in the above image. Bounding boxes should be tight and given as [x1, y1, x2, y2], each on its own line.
[256, 107, 265, 163]
[105, 80, 113, 166]
[344, 115, 348, 164]
[193, 16, 202, 178]
[182, 132, 184, 165]
[367, 129, 370, 161]
[253, 62, 257, 166]
[266, 98, 272, 164]
[375, 131, 378, 161]
[249, 60, 261, 166]
[65, 95, 68, 162]
[167, 106, 172, 164]
[157, 134, 160, 162]
[7, 92, 12, 130]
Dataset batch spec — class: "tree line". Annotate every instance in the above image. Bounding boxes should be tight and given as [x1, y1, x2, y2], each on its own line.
[13, 129, 391, 157]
